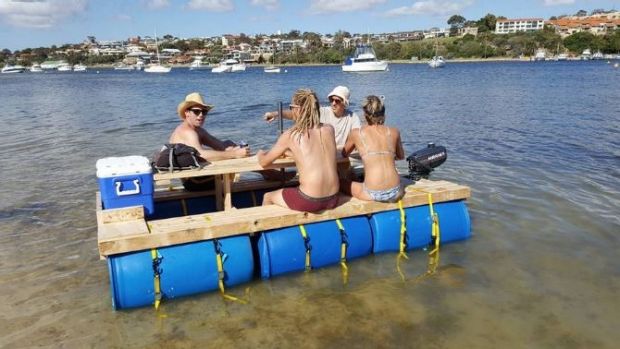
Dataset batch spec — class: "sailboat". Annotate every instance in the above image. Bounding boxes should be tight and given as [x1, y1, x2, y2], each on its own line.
[428, 38, 446, 68]
[264, 49, 281, 73]
[144, 31, 171, 73]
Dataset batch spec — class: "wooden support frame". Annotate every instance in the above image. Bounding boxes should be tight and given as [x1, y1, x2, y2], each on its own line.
[97, 179, 470, 258]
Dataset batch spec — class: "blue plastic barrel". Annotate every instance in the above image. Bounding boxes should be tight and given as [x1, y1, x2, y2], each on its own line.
[107, 235, 253, 309]
[370, 200, 470, 253]
[257, 216, 372, 278]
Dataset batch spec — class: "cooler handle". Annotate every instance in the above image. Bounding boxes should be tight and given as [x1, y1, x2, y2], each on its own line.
[115, 179, 141, 196]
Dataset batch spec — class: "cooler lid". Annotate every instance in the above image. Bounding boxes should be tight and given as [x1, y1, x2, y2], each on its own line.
[96, 156, 152, 178]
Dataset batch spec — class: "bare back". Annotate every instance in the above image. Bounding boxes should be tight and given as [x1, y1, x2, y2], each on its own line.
[351, 125, 404, 190]
[287, 124, 339, 197]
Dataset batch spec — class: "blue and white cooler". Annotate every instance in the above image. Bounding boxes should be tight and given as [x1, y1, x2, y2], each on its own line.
[96, 156, 154, 216]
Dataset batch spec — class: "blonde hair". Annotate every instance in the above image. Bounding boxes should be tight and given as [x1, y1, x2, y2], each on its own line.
[362, 95, 386, 125]
[290, 89, 321, 139]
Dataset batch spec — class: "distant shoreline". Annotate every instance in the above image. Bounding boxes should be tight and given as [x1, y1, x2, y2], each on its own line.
[88, 57, 548, 69]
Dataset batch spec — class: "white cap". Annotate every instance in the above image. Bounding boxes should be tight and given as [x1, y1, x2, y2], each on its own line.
[328, 86, 350, 107]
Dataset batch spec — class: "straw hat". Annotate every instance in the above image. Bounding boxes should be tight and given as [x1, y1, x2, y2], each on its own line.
[177, 92, 214, 119]
[327, 86, 350, 107]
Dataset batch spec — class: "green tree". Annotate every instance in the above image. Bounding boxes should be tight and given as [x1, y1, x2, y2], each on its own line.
[563, 31, 596, 53]
[448, 14, 466, 36]
[477, 13, 498, 33]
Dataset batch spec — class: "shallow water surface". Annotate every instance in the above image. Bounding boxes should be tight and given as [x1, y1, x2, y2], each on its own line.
[0, 61, 619, 348]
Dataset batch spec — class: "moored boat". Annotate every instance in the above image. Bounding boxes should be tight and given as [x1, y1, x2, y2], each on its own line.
[342, 45, 388, 72]
[73, 64, 87, 72]
[1, 64, 26, 73]
[428, 56, 446, 68]
[29, 64, 43, 72]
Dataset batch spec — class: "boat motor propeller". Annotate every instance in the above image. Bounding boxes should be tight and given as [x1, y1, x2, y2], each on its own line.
[407, 143, 447, 181]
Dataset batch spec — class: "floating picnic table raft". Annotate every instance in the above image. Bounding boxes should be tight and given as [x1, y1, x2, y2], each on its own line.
[96, 155, 471, 309]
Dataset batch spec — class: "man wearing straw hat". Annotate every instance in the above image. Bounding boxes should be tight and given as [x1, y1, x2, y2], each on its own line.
[171, 92, 250, 161]
[170, 92, 293, 190]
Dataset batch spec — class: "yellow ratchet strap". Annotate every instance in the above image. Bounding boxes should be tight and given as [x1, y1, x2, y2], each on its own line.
[335, 219, 349, 284]
[150, 249, 162, 310]
[299, 225, 311, 272]
[214, 240, 248, 304]
[396, 199, 409, 281]
[427, 193, 441, 255]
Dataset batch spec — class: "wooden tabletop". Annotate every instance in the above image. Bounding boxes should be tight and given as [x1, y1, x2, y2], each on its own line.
[153, 154, 350, 181]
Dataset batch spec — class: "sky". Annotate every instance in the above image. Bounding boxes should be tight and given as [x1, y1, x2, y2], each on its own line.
[0, 0, 618, 51]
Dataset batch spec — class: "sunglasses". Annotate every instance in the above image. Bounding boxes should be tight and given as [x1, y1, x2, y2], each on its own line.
[329, 98, 343, 105]
[289, 104, 300, 111]
[189, 108, 208, 116]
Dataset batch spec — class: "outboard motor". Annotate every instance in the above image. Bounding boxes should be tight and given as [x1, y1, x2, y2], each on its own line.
[407, 143, 447, 181]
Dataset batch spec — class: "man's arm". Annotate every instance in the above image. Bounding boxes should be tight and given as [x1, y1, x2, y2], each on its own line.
[341, 130, 357, 158]
[179, 128, 248, 161]
[257, 132, 290, 167]
[263, 110, 294, 123]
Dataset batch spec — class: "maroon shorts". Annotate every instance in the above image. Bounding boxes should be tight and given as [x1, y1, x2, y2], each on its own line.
[282, 187, 339, 212]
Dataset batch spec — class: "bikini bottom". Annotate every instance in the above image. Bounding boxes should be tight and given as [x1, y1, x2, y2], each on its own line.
[363, 183, 403, 203]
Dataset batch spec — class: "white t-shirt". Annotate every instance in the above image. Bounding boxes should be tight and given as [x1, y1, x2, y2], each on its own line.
[320, 106, 361, 148]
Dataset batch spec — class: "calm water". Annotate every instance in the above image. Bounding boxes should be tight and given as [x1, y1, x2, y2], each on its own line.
[1, 62, 619, 348]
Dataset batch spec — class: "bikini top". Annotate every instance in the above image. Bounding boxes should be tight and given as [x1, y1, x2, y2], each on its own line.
[359, 126, 395, 159]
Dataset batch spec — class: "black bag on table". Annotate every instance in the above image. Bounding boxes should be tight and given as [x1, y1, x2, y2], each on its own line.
[152, 143, 204, 172]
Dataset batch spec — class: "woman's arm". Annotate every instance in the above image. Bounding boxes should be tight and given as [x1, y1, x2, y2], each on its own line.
[257, 132, 290, 167]
[394, 129, 405, 160]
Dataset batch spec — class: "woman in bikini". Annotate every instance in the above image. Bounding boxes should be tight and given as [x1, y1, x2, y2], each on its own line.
[257, 89, 340, 212]
[341, 95, 405, 202]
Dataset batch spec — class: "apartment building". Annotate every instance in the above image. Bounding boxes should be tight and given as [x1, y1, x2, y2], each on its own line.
[547, 16, 620, 37]
[495, 18, 545, 34]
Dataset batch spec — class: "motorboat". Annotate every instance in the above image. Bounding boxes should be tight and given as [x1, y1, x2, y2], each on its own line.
[57, 63, 72, 72]
[135, 60, 145, 71]
[189, 57, 210, 71]
[534, 48, 546, 61]
[73, 64, 87, 72]
[29, 64, 43, 72]
[342, 45, 388, 72]
[581, 49, 592, 60]
[264, 66, 281, 73]
[428, 56, 446, 68]
[1, 64, 26, 73]
[229, 59, 246, 72]
[113, 63, 135, 71]
[556, 53, 568, 61]
[592, 51, 604, 60]
[40, 60, 64, 70]
[144, 31, 171, 73]
[144, 64, 172, 73]
[211, 58, 241, 73]
[211, 64, 232, 73]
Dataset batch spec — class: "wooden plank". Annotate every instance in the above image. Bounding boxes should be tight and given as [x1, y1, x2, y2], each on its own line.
[153, 178, 297, 202]
[98, 180, 470, 256]
[97, 205, 145, 224]
[223, 173, 232, 210]
[153, 155, 350, 181]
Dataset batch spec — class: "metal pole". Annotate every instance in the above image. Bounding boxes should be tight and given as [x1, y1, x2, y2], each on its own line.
[278, 102, 285, 182]
[278, 101, 284, 135]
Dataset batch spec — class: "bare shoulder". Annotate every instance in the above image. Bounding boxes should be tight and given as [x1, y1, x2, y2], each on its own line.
[387, 126, 401, 137]
[321, 123, 335, 134]
[170, 123, 197, 143]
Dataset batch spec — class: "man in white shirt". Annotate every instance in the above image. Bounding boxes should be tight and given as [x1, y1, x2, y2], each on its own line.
[263, 86, 361, 148]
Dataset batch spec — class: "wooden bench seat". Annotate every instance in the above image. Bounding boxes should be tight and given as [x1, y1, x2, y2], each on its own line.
[97, 179, 470, 257]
